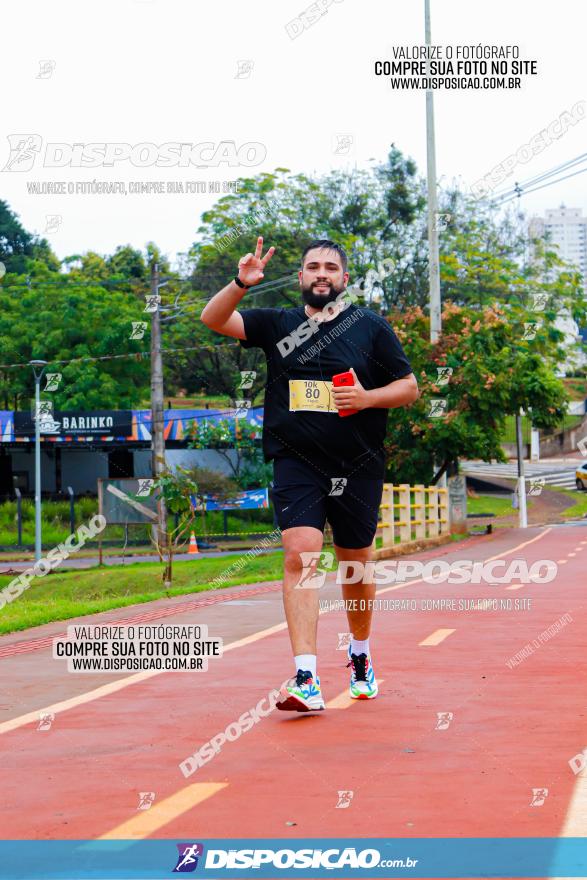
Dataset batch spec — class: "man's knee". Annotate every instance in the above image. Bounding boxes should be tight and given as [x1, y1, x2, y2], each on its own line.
[282, 528, 323, 573]
[334, 545, 373, 564]
[284, 549, 306, 574]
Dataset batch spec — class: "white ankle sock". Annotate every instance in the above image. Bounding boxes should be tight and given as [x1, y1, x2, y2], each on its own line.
[351, 638, 370, 656]
[294, 654, 317, 679]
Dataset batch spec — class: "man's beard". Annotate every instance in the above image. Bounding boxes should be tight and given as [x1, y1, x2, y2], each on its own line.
[301, 281, 345, 310]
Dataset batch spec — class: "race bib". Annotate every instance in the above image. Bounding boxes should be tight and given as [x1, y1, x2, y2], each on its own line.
[289, 379, 337, 413]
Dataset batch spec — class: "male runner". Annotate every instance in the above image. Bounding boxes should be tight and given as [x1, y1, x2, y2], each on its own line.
[200, 237, 418, 712]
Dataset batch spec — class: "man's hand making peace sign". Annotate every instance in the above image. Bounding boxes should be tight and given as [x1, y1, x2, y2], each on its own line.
[237, 236, 275, 288]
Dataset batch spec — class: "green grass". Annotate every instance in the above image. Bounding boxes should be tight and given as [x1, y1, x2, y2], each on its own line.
[499, 414, 584, 445]
[0, 499, 275, 549]
[467, 493, 520, 517]
[0, 551, 285, 635]
[501, 416, 532, 444]
[546, 485, 587, 519]
[0, 512, 508, 635]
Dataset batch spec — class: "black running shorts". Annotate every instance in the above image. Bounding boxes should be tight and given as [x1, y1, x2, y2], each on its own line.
[270, 456, 384, 549]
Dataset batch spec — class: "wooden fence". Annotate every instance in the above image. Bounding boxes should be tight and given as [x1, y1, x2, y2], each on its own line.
[371, 484, 449, 550]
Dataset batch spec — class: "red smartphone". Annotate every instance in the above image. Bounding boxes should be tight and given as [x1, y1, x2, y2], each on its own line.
[332, 370, 358, 417]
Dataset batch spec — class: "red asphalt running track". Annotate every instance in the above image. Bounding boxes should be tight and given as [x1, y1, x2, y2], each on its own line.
[1, 523, 586, 865]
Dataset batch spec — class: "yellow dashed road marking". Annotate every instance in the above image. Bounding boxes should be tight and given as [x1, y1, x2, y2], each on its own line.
[327, 680, 385, 710]
[419, 629, 456, 646]
[98, 782, 227, 839]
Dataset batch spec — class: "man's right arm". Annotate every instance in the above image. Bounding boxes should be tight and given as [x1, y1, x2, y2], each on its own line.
[199, 236, 275, 340]
[199, 280, 247, 339]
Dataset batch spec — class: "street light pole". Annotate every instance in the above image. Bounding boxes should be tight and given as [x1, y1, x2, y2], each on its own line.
[424, 0, 447, 491]
[150, 263, 167, 553]
[30, 360, 48, 563]
[516, 408, 528, 528]
[425, 0, 441, 345]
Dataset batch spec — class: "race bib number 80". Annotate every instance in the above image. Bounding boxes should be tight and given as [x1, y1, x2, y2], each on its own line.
[289, 379, 337, 413]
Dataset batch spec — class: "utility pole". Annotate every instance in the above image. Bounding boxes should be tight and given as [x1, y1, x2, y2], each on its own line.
[425, 0, 446, 491]
[150, 262, 167, 552]
[425, 0, 441, 345]
[515, 408, 528, 528]
[30, 359, 47, 563]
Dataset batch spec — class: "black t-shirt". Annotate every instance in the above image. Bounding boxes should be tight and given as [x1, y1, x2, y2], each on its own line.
[239, 302, 413, 478]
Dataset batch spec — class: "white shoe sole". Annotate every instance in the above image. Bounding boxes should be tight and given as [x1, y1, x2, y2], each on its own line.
[276, 688, 325, 712]
[350, 681, 379, 700]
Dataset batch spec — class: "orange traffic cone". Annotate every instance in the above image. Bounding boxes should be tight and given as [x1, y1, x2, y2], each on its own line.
[188, 531, 199, 555]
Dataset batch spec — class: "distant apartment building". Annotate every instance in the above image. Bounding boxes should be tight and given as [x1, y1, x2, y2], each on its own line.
[529, 204, 587, 291]
[529, 204, 587, 374]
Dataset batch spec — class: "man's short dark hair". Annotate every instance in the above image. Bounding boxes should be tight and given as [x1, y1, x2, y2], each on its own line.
[301, 239, 348, 273]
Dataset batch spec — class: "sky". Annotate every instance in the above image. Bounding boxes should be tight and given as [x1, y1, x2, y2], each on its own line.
[1, 0, 585, 268]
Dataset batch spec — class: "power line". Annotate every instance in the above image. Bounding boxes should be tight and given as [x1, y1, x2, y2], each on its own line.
[495, 165, 587, 205]
[491, 151, 587, 200]
[0, 342, 242, 371]
[0, 276, 152, 290]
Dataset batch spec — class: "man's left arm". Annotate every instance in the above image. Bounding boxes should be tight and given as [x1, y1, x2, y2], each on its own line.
[364, 372, 419, 408]
[332, 368, 418, 412]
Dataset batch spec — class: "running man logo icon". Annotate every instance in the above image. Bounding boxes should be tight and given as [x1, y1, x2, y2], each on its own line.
[336, 790, 354, 809]
[37, 712, 55, 731]
[37, 60, 56, 79]
[436, 366, 453, 386]
[522, 322, 540, 341]
[173, 843, 204, 873]
[238, 370, 256, 390]
[36, 401, 53, 418]
[136, 479, 154, 497]
[337, 632, 352, 650]
[528, 478, 545, 496]
[435, 712, 453, 730]
[144, 294, 161, 313]
[3, 134, 42, 171]
[235, 399, 252, 419]
[44, 373, 62, 392]
[329, 477, 347, 497]
[529, 292, 548, 311]
[429, 399, 447, 418]
[332, 134, 354, 155]
[235, 59, 254, 79]
[130, 321, 148, 340]
[137, 792, 156, 811]
[433, 212, 452, 231]
[296, 551, 335, 589]
[44, 214, 62, 234]
[530, 788, 548, 807]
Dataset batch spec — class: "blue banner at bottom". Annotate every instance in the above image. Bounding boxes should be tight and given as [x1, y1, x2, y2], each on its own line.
[0, 838, 586, 879]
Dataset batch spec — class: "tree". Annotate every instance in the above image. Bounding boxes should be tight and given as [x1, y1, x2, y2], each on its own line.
[186, 417, 269, 488]
[0, 200, 59, 274]
[384, 298, 580, 485]
[172, 156, 422, 398]
[151, 466, 199, 586]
